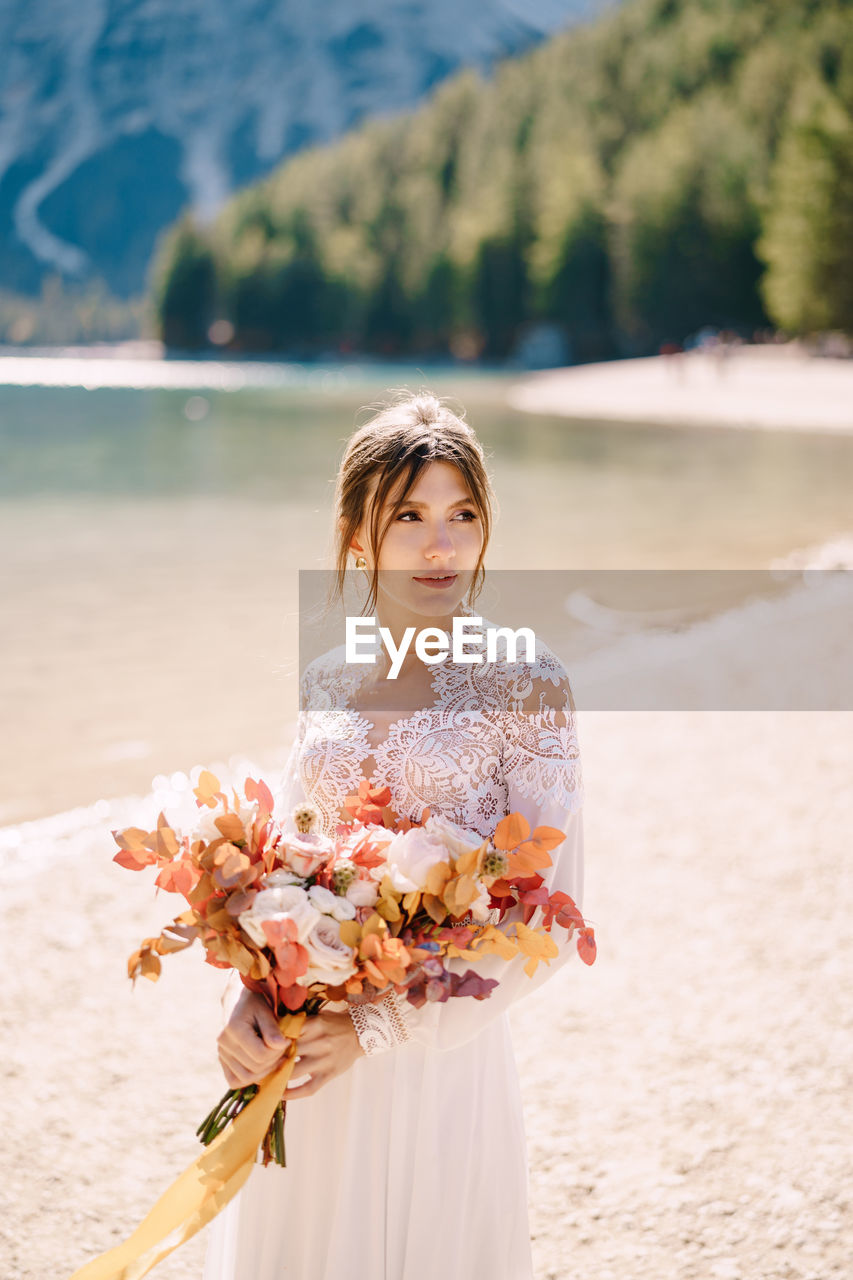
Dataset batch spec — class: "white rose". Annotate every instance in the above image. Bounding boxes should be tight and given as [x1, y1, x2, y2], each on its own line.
[469, 880, 492, 923]
[238, 884, 321, 947]
[301, 916, 358, 987]
[423, 813, 484, 862]
[307, 883, 357, 922]
[342, 825, 395, 866]
[385, 826, 449, 894]
[345, 878, 380, 908]
[282, 831, 335, 877]
[196, 795, 259, 845]
[263, 868, 306, 889]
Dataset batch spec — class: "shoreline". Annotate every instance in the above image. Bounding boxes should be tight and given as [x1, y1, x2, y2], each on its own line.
[508, 346, 853, 433]
[4, 563, 850, 867]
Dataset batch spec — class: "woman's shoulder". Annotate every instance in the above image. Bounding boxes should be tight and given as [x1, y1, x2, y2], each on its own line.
[298, 643, 352, 706]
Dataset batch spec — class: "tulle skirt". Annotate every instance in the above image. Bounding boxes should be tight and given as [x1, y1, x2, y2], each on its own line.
[202, 1013, 533, 1280]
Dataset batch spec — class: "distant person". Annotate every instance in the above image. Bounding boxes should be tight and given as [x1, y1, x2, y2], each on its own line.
[659, 339, 685, 381]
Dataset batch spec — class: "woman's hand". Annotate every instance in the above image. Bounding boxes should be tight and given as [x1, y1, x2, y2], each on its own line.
[283, 1009, 364, 1100]
[217, 987, 290, 1088]
[217, 990, 365, 1097]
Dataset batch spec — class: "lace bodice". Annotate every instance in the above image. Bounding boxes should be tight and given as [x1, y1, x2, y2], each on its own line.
[282, 617, 586, 1057]
[292, 618, 584, 839]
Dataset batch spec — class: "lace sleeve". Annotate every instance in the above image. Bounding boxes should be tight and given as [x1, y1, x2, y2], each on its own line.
[349, 648, 585, 1056]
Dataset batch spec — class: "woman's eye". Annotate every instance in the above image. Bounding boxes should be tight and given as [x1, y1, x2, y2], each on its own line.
[396, 509, 477, 522]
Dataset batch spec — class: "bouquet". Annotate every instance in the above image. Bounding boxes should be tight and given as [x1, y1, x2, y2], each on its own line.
[114, 772, 596, 1165]
[72, 771, 595, 1279]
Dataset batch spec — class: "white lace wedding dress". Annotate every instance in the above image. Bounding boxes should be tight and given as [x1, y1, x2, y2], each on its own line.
[203, 619, 585, 1280]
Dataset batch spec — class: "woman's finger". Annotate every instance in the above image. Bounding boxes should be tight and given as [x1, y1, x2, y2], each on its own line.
[217, 1044, 259, 1089]
[252, 1001, 290, 1052]
[291, 1041, 327, 1067]
[283, 1071, 324, 1100]
[219, 1023, 286, 1070]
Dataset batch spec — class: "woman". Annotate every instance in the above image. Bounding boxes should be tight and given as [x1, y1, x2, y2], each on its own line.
[205, 391, 585, 1280]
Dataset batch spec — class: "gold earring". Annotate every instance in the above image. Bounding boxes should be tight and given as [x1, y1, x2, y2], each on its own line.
[354, 555, 367, 570]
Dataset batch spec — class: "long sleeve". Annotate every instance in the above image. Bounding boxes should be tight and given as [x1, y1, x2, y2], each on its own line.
[350, 651, 585, 1055]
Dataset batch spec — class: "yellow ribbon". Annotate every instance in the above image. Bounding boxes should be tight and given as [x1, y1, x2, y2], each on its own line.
[69, 1012, 305, 1280]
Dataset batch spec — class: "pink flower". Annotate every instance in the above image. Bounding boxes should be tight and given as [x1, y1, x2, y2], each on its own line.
[281, 831, 334, 878]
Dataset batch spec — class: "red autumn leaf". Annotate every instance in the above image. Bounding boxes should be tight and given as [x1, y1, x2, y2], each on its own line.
[350, 835, 390, 872]
[263, 918, 310, 986]
[577, 927, 597, 966]
[451, 970, 499, 1000]
[277, 981, 308, 1012]
[113, 846, 157, 871]
[434, 925, 476, 950]
[488, 872, 544, 913]
[344, 778, 394, 825]
[514, 884, 550, 924]
[550, 890, 584, 931]
[154, 858, 201, 898]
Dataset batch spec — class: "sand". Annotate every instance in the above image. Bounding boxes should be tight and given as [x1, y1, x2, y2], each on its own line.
[508, 346, 853, 433]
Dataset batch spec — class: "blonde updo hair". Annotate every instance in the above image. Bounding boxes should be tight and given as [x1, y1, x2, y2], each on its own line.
[330, 389, 496, 615]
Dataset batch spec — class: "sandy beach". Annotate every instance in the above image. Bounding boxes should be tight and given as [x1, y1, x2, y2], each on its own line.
[508, 346, 853, 433]
[3, 568, 852, 1280]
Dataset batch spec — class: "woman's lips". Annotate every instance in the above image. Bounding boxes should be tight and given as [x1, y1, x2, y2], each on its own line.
[412, 574, 458, 589]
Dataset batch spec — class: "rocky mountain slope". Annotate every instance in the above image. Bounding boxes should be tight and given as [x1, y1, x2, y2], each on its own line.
[0, 0, 613, 297]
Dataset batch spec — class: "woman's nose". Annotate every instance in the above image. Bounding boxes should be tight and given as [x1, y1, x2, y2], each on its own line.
[422, 522, 456, 558]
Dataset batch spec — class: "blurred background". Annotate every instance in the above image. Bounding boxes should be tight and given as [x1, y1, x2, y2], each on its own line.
[1, 5, 852, 1277]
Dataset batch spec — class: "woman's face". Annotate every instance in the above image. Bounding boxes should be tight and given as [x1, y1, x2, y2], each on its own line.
[354, 460, 484, 619]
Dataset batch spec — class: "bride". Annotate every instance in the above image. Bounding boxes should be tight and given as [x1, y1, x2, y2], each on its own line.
[205, 390, 585, 1280]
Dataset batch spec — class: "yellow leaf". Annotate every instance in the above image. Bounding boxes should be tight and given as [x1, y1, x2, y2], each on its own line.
[249, 951, 271, 981]
[424, 860, 452, 896]
[139, 950, 162, 982]
[443, 873, 478, 916]
[470, 925, 517, 960]
[195, 770, 222, 807]
[422, 893, 447, 925]
[113, 826, 151, 852]
[361, 912, 388, 940]
[338, 920, 363, 948]
[514, 922, 559, 977]
[454, 841, 487, 877]
[527, 825, 566, 852]
[215, 813, 246, 843]
[402, 889, 421, 913]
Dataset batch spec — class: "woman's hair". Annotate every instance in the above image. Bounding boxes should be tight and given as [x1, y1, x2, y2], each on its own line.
[330, 389, 496, 615]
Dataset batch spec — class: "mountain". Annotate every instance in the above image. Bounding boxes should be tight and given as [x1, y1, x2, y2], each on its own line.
[154, 0, 853, 358]
[0, 0, 614, 299]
